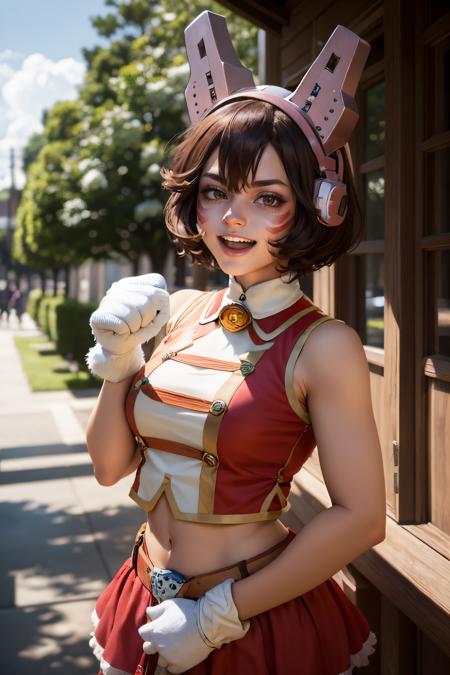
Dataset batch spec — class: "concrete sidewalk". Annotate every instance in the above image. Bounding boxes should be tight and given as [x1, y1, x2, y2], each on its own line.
[0, 313, 142, 674]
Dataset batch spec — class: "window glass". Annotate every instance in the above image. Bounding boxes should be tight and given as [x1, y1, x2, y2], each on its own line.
[425, 2, 450, 28]
[431, 36, 450, 134]
[425, 148, 450, 234]
[437, 249, 450, 357]
[435, 148, 450, 233]
[362, 254, 384, 348]
[365, 81, 385, 161]
[365, 33, 384, 70]
[441, 41, 450, 132]
[365, 169, 385, 239]
[425, 36, 450, 136]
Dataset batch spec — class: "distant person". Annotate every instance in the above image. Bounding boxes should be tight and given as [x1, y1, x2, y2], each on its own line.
[10, 287, 27, 324]
[0, 288, 7, 322]
[0, 282, 13, 323]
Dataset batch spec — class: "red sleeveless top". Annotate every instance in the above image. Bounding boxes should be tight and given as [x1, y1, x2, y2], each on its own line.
[125, 275, 336, 524]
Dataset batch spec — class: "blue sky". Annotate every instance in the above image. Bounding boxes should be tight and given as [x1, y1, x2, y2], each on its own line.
[0, 0, 110, 188]
[0, 0, 108, 61]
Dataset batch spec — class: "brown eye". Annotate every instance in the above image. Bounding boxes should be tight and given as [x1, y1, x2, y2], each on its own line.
[257, 192, 284, 207]
[201, 187, 227, 201]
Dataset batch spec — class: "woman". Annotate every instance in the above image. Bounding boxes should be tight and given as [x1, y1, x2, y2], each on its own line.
[86, 12, 386, 675]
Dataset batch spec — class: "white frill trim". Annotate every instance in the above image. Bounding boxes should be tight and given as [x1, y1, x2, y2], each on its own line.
[89, 608, 132, 675]
[338, 631, 377, 675]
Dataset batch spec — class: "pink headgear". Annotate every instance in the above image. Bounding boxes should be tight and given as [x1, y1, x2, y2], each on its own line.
[184, 12, 370, 227]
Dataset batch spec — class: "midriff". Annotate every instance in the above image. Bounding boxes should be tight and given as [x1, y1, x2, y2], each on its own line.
[144, 494, 290, 577]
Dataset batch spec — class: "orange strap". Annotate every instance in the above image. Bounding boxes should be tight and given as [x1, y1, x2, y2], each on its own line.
[140, 384, 212, 412]
[141, 437, 207, 462]
[169, 353, 241, 371]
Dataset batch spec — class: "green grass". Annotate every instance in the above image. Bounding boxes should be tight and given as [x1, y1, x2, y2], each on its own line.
[15, 336, 101, 392]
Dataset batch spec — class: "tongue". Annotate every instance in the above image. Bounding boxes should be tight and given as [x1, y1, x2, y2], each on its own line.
[223, 239, 254, 249]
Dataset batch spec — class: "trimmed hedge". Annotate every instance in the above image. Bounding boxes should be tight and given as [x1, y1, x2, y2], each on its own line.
[56, 299, 96, 366]
[47, 296, 65, 342]
[26, 290, 95, 369]
[37, 295, 49, 333]
[37, 295, 64, 339]
[27, 289, 43, 322]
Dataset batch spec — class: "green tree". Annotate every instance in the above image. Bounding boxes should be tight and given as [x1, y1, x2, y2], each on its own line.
[22, 133, 45, 174]
[13, 101, 88, 291]
[13, 0, 257, 280]
[76, 0, 257, 273]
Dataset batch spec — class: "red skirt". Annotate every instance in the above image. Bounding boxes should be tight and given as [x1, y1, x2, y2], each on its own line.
[90, 535, 377, 675]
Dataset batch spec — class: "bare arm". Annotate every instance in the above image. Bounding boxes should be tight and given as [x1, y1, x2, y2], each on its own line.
[86, 375, 138, 486]
[86, 287, 202, 486]
[232, 321, 386, 620]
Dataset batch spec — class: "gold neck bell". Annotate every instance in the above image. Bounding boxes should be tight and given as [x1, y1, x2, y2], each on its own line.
[218, 303, 252, 332]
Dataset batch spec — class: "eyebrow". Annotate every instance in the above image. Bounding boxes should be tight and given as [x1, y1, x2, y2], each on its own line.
[201, 172, 289, 188]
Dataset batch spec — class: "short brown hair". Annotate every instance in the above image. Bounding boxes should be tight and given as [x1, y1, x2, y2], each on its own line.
[162, 99, 361, 281]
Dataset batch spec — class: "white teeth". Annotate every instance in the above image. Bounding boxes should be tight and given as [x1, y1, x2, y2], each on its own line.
[220, 235, 254, 243]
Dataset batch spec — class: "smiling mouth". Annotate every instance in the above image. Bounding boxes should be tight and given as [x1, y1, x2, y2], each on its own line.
[218, 235, 256, 250]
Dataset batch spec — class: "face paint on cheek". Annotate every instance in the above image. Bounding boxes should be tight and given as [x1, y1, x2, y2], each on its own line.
[266, 210, 294, 235]
[197, 202, 207, 227]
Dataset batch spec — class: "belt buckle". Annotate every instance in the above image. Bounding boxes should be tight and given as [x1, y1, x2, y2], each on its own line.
[150, 567, 187, 603]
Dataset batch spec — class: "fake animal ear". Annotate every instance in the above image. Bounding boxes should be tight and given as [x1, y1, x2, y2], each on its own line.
[288, 25, 370, 155]
[184, 11, 255, 124]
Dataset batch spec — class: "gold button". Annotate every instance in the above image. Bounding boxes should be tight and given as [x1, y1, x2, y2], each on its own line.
[210, 399, 227, 415]
[240, 361, 255, 376]
[218, 303, 252, 332]
[202, 452, 219, 468]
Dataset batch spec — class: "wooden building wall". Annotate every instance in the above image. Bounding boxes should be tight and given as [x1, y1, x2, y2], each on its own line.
[222, 0, 450, 672]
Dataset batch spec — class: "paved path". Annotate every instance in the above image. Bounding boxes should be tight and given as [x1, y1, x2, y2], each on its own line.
[0, 312, 142, 674]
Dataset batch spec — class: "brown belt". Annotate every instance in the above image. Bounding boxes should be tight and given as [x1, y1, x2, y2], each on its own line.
[132, 523, 294, 600]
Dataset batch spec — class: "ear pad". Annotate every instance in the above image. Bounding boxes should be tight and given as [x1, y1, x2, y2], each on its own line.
[313, 179, 348, 227]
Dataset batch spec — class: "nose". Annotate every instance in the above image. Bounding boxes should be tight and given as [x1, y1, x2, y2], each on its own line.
[222, 196, 247, 228]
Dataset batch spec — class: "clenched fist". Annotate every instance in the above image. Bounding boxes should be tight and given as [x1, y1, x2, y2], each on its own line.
[86, 273, 170, 383]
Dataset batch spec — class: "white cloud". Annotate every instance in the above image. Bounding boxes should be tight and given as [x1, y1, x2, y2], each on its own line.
[0, 53, 85, 189]
[0, 64, 15, 83]
[0, 49, 24, 64]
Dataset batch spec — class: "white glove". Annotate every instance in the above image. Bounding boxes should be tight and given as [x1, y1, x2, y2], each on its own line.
[138, 579, 250, 674]
[86, 273, 170, 383]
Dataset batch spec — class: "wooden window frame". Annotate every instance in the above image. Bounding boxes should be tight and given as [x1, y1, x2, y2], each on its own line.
[413, 4, 450, 558]
[355, 72, 386, 352]
[336, 54, 386, 365]
[334, 0, 450, 652]
[263, 0, 450, 653]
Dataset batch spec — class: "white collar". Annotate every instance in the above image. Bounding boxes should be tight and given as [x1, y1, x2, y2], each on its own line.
[226, 273, 303, 319]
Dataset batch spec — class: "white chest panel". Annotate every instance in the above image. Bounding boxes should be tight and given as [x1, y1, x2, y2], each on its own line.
[137, 449, 203, 512]
[131, 324, 272, 514]
[134, 395, 207, 449]
[134, 325, 271, 447]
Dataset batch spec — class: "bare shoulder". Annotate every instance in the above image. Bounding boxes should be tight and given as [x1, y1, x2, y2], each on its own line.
[293, 319, 368, 401]
[293, 320, 386, 532]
